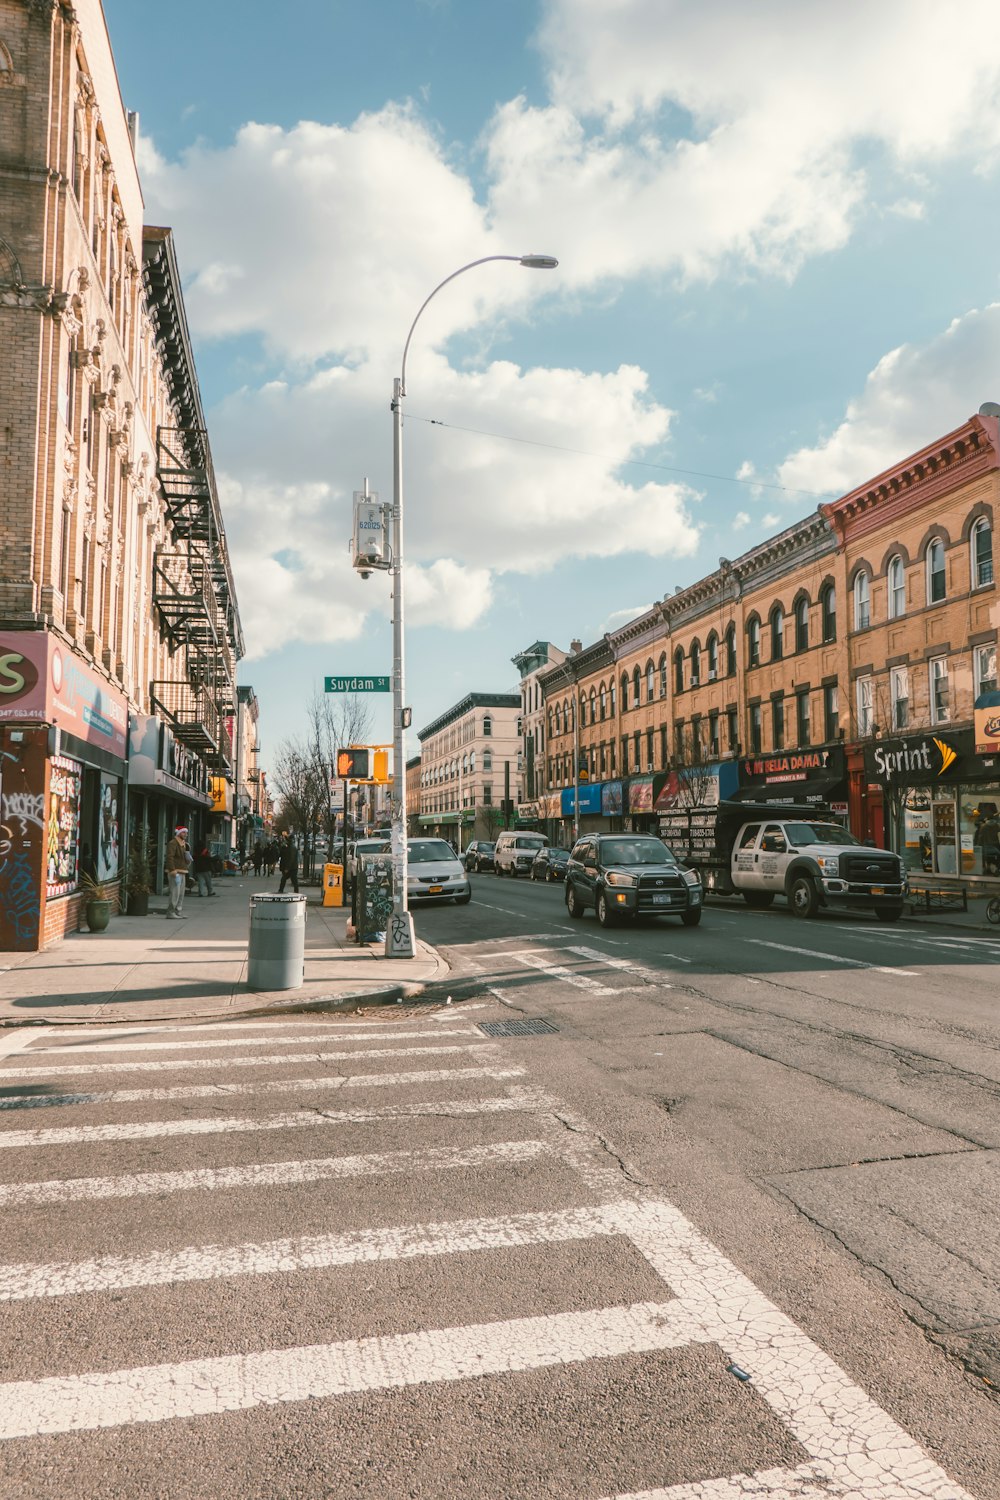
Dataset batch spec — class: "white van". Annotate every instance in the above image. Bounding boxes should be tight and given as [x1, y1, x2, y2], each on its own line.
[494, 830, 549, 877]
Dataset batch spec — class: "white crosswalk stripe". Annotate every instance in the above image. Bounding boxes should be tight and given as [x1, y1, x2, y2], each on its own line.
[26, 1024, 478, 1055]
[0, 1016, 977, 1498]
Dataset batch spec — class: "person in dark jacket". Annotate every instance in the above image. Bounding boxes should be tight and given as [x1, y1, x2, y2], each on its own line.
[193, 841, 219, 897]
[278, 837, 300, 893]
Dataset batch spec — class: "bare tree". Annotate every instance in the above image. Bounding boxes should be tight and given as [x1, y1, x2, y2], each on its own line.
[271, 736, 326, 873]
[304, 691, 375, 870]
[671, 727, 718, 808]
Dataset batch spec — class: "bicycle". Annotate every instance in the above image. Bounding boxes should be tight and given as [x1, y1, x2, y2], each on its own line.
[987, 895, 1000, 925]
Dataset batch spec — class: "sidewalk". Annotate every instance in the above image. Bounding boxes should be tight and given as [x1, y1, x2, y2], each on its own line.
[0, 873, 449, 1028]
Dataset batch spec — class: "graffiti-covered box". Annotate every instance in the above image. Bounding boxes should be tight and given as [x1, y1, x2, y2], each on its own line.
[352, 854, 394, 944]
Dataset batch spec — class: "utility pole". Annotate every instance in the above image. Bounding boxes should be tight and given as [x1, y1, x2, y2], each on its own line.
[573, 689, 580, 841]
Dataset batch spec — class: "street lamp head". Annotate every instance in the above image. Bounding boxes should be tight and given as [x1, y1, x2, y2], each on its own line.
[519, 255, 559, 269]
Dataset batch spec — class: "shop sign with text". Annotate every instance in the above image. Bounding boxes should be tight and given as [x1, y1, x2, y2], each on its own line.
[0, 633, 128, 759]
[863, 731, 967, 787]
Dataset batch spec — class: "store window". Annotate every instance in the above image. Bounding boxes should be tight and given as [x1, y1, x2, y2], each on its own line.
[890, 666, 909, 730]
[972, 517, 994, 589]
[887, 556, 906, 618]
[929, 656, 950, 724]
[96, 773, 121, 882]
[856, 675, 873, 735]
[47, 755, 83, 896]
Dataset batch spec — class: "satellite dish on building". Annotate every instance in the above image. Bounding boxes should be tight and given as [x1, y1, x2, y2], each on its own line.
[979, 401, 1000, 417]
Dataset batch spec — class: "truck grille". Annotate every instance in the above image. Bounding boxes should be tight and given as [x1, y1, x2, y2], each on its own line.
[842, 855, 900, 882]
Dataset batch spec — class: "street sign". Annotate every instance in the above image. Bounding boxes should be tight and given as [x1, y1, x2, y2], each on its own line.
[325, 676, 390, 693]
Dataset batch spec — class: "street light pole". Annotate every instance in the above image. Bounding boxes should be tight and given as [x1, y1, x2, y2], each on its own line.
[385, 252, 558, 957]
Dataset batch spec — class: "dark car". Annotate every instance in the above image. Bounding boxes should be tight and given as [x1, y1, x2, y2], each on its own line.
[463, 841, 496, 873]
[530, 847, 570, 882]
[565, 833, 703, 928]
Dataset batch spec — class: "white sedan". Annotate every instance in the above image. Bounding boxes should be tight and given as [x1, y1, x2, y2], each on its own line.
[405, 838, 471, 905]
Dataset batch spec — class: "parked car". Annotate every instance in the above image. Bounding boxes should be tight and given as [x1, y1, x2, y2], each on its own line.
[463, 841, 496, 873]
[530, 847, 570, 882]
[346, 837, 391, 890]
[565, 833, 703, 927]
[405, 838, 471, 905]
[494, 830, 549, 877]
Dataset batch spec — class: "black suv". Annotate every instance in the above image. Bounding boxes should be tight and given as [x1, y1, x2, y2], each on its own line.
[565, 833, 703, 928]
[463, 841, 495, 873]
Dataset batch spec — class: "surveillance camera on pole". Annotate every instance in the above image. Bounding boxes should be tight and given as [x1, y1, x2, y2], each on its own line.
[351, 477, 392, 580]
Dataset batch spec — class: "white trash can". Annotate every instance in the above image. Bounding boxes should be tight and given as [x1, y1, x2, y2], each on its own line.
[248, 893, 306, 990]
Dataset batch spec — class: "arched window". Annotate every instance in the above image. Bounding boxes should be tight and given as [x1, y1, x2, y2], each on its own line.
[483, 749, 492, 771]
[610, 682, 616, 715]
[483, 715, 493, 736]
[747, 617, 760, 668]
[770, 607, 784, 661]
[887, 556, 905, 619]
[794, 596, 809, 652]
[926, 539, 946, 604]
[690, 641, 701, 686]
[555, 703, 562, 735]
[725, 624, 737, 676]
[821, 583, 836, 643]
[853, 571, 870, 630]
[590, 689, 597, 723]
[972, 516, 994, 588]
[659, 653, 667, 697]
[633, 666, 642, 706]
[621, 672, 630, 711]
[707, 633, 718, 680]
[674, 648, 684, 693]
[564, 697, 572, 730]
[646, 660, 654, 701]
[579, 695, 586, 728]
[470, 751, 476, 772]
[462, 754, 468, 775]
[600, 683, 607, 720]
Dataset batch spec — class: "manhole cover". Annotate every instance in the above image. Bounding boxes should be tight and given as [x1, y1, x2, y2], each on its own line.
[478, 1018, 559, 1038]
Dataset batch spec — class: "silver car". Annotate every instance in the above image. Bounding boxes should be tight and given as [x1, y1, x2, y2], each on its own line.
[405, 838, 471, 905]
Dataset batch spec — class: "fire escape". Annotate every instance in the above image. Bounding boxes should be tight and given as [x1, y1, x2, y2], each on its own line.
[144, 228, 244, 776]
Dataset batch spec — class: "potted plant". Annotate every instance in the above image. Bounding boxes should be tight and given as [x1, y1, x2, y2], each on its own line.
[80, 872, 114, 932]
[125, 827, 153, 916]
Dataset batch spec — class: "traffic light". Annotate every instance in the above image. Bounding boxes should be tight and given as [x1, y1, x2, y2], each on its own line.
[336, 747, 370, 780]
[578, 766, 590, 782]
[371, 748, 390, 784]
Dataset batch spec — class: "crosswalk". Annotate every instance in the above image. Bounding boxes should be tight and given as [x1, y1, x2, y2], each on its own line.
[0, 1011, 978, 1497]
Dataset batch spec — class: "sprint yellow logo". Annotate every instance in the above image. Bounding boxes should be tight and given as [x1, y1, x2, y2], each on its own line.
[933, 737, 957, 775]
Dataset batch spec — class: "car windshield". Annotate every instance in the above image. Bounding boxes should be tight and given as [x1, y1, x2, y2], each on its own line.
[408, 840, 458, 863]
[482, 844, 495, 853]
[547, 849, 569, 860]
[785, 823, 859, 847]
[356, 840, 387, 853]
[517, 836, 546, 848]
[600, 839, 674, 866]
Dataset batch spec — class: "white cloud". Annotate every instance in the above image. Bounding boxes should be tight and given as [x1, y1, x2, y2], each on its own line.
[732, 511, 751, 530]
[769, 303, 1000, 497]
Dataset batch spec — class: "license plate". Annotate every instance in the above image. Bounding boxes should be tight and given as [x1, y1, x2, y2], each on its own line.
[428, 884, 443, 894]
[871, 886, 884, 895]
[652, 894, 674, 906]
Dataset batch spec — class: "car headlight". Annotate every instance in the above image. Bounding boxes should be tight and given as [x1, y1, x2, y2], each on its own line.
[605, 871, 637, 887]
[818, 857, 840, 874]
[680, 868, 701, 887]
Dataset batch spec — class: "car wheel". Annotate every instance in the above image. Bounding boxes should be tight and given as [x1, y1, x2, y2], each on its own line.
[566, 884, 584, 919]
[681, 908, 702, 927]
[596, 890, 617, 928]
[454, 890, 472, 905]
[789, 875, 819, 919]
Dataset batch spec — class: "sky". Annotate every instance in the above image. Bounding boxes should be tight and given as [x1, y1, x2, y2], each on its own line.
[102, 0, 1000, 769]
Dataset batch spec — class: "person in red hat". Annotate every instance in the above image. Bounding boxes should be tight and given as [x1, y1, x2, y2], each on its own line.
[165, 825, 189, 918]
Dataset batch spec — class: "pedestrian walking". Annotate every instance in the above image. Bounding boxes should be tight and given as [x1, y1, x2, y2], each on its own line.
[278, 837, 300, 894]
[252, 844, 263, 876]
[164, 825, 189, 918]
[193, 841, 219, 897]
[976, 811, 1000, 876]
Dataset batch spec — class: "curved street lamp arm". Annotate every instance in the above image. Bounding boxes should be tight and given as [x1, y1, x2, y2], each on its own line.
[399, 255, 524, 396]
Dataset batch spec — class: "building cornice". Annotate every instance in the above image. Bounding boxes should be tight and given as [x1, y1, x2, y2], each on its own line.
[821, 414, 1000, 547]
[417, 692, 520, 742]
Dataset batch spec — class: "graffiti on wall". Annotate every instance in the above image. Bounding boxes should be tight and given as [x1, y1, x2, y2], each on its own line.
[0, 738, 47, 950]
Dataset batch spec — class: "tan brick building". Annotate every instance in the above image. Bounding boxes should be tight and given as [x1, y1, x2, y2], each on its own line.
[0, 0, 245, 947]
[538, 413, 997, 881]
[417, 693, 522, 850]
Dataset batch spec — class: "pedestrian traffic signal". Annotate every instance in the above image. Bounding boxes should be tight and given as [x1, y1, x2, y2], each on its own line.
[336, 747, 370, 780]
[371, 748, 390, 784]
[578, 766, 590, 782]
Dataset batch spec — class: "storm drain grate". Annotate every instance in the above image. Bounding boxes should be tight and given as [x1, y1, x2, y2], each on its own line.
[478, 1018, 559, 1038]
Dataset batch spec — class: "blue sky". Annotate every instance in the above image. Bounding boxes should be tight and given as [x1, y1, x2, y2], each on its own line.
[102, 0, 1000, 766]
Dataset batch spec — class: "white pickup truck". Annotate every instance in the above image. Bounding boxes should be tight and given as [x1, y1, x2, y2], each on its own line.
[660, 802, 906, 921]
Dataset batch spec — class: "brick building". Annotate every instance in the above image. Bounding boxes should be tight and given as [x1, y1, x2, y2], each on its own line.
[417, 693, 522, 849]
[0, 0, 245, 948]
[537, 412, 997, 878]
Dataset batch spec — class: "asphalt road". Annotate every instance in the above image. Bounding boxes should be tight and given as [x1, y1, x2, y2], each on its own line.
[0, 876, 998, 1497]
